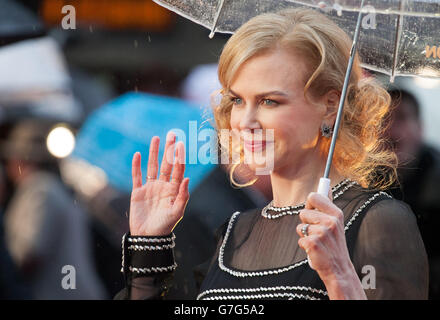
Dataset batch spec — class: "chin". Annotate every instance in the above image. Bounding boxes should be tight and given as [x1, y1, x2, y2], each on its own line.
[244, 153, 275, 176]
[246, 163, 273, 176]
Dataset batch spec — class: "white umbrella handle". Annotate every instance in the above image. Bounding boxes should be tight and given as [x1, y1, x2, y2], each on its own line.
[307, 177, 331, 269]
[317, 177, 331, 197]
[318, 0, 365, 200]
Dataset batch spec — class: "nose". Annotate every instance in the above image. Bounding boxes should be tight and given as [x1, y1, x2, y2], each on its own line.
[239, 106, 261, 131]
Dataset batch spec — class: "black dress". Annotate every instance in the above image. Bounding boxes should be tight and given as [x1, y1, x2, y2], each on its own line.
[116, 180, 429, 300]
[165, 165, 267, 299]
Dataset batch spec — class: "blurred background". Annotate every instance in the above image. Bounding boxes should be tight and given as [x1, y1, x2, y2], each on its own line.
[0, 0, 439, 300]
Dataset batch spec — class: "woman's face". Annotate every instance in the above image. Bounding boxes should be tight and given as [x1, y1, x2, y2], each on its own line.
[228, 48, 330, 176]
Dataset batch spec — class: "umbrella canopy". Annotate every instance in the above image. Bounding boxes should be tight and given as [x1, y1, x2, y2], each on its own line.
[0, 36, 82, 124]
[153, 0, 440, 80]
[71, 92, 217, 193]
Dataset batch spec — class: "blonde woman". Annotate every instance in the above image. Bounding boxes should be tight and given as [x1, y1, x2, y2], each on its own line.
[117, 9, 428, 300]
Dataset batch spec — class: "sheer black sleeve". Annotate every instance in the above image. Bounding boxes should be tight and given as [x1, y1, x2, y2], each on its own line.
[113, 233, 176, 300]
[352, 198, 429, 299]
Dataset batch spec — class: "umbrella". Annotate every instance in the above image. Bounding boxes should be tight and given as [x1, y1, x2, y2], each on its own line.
[152, 0, 440, 196]
[154, 0, 440, 80]
[0, 1, 79, 124]
[70, 92, 216, 193]
[0, 36, 82, 124]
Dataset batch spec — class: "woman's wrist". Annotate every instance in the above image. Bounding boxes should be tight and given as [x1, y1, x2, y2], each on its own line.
[129, 225, 174, 237]
[121, 232, 177, 279]
[318, 262, 366, 300]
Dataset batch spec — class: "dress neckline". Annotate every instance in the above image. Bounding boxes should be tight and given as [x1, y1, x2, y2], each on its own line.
[217, 188, 391, 278]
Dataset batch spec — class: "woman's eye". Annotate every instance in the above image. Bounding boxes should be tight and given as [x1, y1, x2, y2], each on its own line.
[262, 99, 278, 106]
[231, 97, 243, 105]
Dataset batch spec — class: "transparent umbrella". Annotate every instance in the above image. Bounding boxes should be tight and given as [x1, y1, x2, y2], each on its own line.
[154, 0, 440, 79]
[153, 0, 440, 195]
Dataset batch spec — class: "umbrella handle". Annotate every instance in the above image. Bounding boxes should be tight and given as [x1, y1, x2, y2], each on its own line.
[320, 0, 365, 193]
[317, 177, 331, 197]
[304, 177, 331, 269]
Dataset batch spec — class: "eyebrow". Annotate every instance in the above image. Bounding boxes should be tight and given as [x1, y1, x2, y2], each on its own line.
[228, 89, 289, 100]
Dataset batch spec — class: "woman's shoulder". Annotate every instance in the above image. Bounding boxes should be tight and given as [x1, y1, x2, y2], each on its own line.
[342, 185, 417, 227]
[335, 184, 417, 232]
[364, 193, 417, 226]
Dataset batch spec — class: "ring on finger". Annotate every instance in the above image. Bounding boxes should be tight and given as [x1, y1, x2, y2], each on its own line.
[301, 223, 310, 237]
[147, 176, 156, 180]
[160, 172, 170, 178]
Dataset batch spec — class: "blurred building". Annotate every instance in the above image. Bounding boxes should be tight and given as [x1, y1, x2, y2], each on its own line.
[35, 0, 229, 104]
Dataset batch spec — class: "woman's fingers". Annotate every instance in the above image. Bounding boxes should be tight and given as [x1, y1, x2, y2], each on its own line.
[305, 192, 343, 218]
[132, 152, 143, 189]
[298, 208, 342, 239]
[159, 131, 176, 182]
[146, 136, 160, 182]
[171, 141, 185, 184]
[297, 234, 321, 254]
[172, 177, 190, 218]
[296, 222, 330, 239]
[299, 209, 326, 225]
[145, 132, 186, 187]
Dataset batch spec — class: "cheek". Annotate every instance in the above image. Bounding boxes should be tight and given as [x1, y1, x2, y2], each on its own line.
[230, 108, 240, 129]
[272, 112, 321, 152]
[275, 109, 318, 135]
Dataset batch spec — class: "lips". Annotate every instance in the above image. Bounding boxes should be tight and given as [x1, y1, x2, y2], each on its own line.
[244, 140, 267, 152]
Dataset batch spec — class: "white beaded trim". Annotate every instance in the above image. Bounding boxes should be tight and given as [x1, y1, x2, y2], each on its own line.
[197, 285, 327, 300]
[120, 233, 126, 273]
[218, 211, 309, 277]
[127, 242, 175, 251]
[120, 233, 177, 273]
[127, 233, 176, 243]
[128, 262, 177, 274]
[262, 179, 358, 219]
[219, 191, 391, 278]
[199, 292, 319, 300]
[344, 191, 392, 231]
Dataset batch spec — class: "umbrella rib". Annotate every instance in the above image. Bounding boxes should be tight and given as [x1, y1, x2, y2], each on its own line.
[391, 0, 405, 83]
[286, 0, 440, 18]
[209, 0, 226, 38]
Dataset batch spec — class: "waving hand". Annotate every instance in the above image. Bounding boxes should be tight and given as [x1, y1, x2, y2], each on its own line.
[129, 131, 190, 236]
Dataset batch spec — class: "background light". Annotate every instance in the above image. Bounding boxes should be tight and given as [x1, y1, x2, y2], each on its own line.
[413, 68, 440, 89]
[46, 125, 76, 158]
[413, 76, 440, 89]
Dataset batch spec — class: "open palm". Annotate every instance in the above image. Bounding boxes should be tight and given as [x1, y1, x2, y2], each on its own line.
[129, 132, 190, 236]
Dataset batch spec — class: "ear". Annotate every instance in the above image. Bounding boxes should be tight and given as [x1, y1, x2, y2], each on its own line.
[321, 89, 340, 124]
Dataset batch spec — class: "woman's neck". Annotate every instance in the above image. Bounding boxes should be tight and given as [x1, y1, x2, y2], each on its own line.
[270, 153, 345, 207]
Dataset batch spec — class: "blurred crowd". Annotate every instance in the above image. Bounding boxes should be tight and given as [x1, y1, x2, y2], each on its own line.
[1, 0, 440, 300]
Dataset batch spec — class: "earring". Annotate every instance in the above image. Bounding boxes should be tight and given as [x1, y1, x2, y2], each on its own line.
[321, 123, 333, 138]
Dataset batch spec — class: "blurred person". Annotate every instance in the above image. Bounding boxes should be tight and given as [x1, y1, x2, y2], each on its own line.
[58, 156, 129, 298]
[85, 184, 129, 297]
[0, 163, 31, 299]
[116, 9, 428, 300]
[386, 89, 440, 299]
[1, 119, 106, 299]
[181, 63, 222, 110]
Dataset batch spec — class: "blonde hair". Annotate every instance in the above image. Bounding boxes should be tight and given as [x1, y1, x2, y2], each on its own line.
[212, 8, 397, 190]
